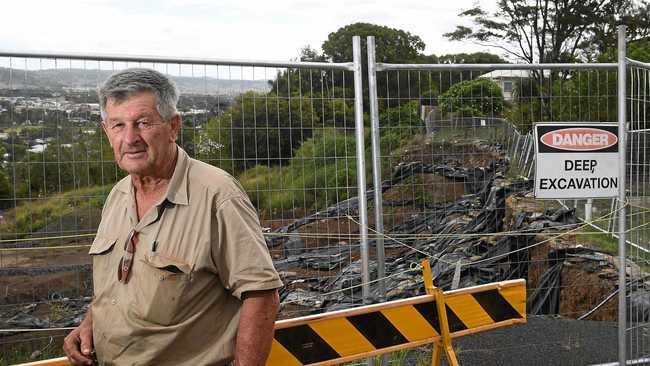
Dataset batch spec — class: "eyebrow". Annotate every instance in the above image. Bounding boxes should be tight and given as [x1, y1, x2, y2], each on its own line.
[107, 113, 154, 124]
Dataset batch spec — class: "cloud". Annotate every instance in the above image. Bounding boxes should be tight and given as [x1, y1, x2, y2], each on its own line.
[1, 0, 494, 61]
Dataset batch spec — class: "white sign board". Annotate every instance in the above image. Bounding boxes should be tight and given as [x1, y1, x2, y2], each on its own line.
[534, 123, 619, 199]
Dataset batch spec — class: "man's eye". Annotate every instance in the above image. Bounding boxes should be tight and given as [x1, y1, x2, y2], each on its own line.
[111, 123, 124, 130]
[137, 121, 152, 129]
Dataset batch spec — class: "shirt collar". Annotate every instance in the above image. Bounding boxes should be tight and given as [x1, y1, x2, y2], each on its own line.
[164, 146, 189, 205]
[114, 145, 190, 206]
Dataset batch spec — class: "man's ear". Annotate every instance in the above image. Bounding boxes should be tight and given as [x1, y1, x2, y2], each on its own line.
[170, 113, 181, 142]
[101, 121, 113, 147]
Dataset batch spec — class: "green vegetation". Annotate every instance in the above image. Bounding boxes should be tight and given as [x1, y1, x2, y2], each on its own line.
[0, 340, 65, 366]
[0, 185, 110, 239]
[445, 0, 649, 64]
[438, 79, 504, 118]
[237, 100, 425, 215]
[201, 91, 321, 174]
[577, 225, 619, 253]
[3, 16, 645, 241]
[239, 128, 360, 214]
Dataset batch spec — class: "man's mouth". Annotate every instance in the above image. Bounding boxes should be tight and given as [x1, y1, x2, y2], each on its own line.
[123, 151, 146, 158]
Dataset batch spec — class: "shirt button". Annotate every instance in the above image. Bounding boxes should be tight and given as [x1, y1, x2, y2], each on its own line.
[111, 298, 117, 305]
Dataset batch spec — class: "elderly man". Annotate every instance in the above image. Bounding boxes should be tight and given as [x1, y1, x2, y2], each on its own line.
[63, 68, 282, 365]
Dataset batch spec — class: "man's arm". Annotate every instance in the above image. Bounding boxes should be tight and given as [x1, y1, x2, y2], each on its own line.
[63, 307, 94, 366]
[235, 289, 280, 366]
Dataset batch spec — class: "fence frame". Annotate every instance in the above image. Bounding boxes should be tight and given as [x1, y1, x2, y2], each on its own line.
[616, 25, 628, 365]
[2, 25, 650, 364]
[366, 26, 631, 363]
[0, 36, 375, 353]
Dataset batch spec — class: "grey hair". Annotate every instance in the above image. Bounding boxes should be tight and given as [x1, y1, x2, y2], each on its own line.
[98, 68, 179, 121]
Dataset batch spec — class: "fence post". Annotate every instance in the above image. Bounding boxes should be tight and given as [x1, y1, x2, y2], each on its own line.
[523, 134, 533, 172]
[617, 24, 628, 366]
[352, 36, 371, 303]
[585, 199, 593, 222]
[367, 36, 386, 300]
[513, 133, 522, 167]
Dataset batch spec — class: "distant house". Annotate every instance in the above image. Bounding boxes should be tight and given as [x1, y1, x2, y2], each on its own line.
[478, 70, 531, 101]
[479, 69, 553, 101]
[28, 144, 46, 153]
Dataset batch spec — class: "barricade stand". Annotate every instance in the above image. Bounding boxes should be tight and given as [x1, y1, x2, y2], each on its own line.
[422, 259, 460, 366]
[266, 264, 525, 365]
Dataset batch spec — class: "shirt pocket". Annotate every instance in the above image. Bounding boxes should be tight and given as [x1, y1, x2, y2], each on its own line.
[89, 236, 118, 295]
[131, 254, 191, 326]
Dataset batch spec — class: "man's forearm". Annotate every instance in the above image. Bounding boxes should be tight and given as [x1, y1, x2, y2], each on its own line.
[235, 289, 279, 366]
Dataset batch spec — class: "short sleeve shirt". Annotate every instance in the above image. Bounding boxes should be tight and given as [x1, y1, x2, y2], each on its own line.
[89, 146, 282, 365]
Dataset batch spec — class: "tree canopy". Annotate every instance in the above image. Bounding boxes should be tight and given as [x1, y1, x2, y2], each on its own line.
[322, 22, 425, 63]
[439, 79, 504, 118]
[445, 0, 650, 64]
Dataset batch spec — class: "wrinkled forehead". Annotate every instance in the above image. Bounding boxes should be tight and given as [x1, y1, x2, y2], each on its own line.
[106, 90, 157, 107]
[104, 92, 161, 121]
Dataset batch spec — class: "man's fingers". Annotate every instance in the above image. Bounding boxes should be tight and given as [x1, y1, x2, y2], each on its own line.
[79, 324, 94, 356]
[63, 332, 93, 365]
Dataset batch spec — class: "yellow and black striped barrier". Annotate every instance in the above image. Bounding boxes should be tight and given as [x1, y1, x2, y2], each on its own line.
[267, 260, 526, 366]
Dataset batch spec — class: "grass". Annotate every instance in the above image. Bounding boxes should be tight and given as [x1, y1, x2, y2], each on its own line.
[48, 302, 73, 323]
[0, 334, 66, 366]
[0, 184, 111, 239]
[338, 346, 438, 366]
[2, 125, 45, 135]
[429, 125, 506, 144]
[576, 224, 619, 253]
[239, 128, 362, 215]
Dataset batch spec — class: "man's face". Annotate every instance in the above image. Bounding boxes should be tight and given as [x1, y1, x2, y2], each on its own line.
[102, 92, 180, 177]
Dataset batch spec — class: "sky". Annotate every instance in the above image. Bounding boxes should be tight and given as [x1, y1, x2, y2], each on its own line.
[0, 0, 496, 62]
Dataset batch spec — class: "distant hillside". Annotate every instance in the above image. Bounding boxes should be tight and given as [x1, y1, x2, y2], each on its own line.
[0, 68, 270, 95]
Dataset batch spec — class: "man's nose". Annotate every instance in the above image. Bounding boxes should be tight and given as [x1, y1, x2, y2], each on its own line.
[123, 123, 141, 144]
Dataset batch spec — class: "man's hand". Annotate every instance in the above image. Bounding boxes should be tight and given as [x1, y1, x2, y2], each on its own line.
[63, 309, 94, 365]
[235, 289, 280, 366]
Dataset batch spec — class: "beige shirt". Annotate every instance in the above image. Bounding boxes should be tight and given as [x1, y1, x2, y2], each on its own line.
[89, 147, 282, 365]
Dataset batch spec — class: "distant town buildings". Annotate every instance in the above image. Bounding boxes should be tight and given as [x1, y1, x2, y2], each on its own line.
[0, 96, 101, 117]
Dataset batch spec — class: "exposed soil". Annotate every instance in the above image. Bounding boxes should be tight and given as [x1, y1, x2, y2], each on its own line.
[397, 136, 501, 168]
[505, 192, 621, 321]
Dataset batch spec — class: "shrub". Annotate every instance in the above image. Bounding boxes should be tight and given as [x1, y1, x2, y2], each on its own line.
[439, 79, 504, 117]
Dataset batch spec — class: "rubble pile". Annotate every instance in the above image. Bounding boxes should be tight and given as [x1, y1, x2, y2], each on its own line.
[270, 140, 650, 322]
[0, 297, 91, 335]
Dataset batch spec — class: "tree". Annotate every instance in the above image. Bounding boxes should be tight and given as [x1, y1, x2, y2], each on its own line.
[322, 23, 425, 64]
[417, 52, 507, 96]
[583, 1, 650, 58]
[201, 91, 318, 174]
[445, 0, 650, 64]
[438, 79, 504, 118]
[321, 23, 427, 112]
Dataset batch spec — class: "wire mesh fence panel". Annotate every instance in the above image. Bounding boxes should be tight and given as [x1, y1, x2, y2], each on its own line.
[626, 62, 650, 362]
[0, 44, 646, 365]
[0, 53, 369, 362]
[367, 60, 629, 364]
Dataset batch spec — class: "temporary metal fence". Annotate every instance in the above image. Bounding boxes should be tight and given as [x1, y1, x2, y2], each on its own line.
[0, 39, 372, 364]
[624, 55, 650, 363]
[364, 26, 637, 365]
[0, 26, 648, 365]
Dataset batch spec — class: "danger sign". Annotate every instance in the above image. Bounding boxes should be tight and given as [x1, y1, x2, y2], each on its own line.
[534, 123, 619, 199]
